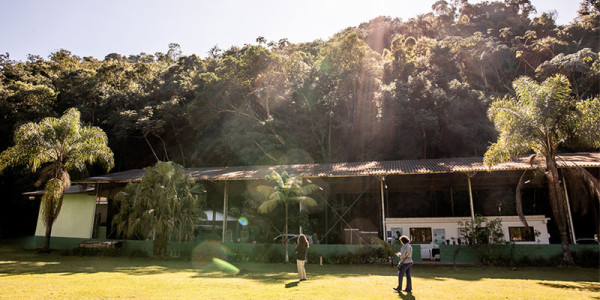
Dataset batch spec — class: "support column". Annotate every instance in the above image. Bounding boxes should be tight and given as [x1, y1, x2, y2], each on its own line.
[91, 183, 100, 239]
[450, 187, 455, 217]
[467, 173, 476, 222]
[379, 176, 386, 241]
[325, 192, 328, 244]
[562, 177, 576, 243]
[222, 182, 228, 243]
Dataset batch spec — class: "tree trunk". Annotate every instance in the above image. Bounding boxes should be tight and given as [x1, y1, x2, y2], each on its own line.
[154, 233, 168, 258]
[285, 203, 289, 263]
[546, 156, 575, 265]
[42, 221, 53, 252]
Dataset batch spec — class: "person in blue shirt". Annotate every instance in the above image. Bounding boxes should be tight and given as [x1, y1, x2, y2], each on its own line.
[393, 235, 413, 293]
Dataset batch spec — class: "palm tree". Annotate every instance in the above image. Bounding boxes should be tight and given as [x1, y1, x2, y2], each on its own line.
[0, 108, 114, 251]
[256, 170, 319, 262]
[484, 74, 600, 265]
[113, 161, 206, 258]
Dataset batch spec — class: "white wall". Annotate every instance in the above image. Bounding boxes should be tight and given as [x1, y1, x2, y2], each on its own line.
[35, 193, 97, 239]
[386, 215, 550, 259]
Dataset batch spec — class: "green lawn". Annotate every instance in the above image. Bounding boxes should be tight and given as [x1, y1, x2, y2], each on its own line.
[0, 246, 598, 299]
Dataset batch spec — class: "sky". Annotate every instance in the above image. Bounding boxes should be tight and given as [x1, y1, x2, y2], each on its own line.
[1, 0, 582, 62]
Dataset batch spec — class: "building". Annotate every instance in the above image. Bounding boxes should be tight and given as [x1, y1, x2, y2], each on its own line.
[31, 152, 600, 254]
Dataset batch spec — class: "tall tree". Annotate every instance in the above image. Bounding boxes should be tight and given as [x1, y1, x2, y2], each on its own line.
[256, 170, 318, 262]
[484, 74, 600, 265]
[314, 31, 383, 161]
[0, 108, 114, 251]
[113, 161, 206, 258]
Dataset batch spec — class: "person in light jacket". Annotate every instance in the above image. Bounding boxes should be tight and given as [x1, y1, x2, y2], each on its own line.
[393, 235, 413, 293]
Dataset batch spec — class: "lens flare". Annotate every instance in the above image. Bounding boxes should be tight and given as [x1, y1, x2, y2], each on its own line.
[212, 257, 240, 275]
[238, 217, 248, 226]
[191, 241, 235, 269]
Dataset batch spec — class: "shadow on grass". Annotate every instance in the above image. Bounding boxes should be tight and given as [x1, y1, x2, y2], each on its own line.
[284, 281, 299, 288]
[1, 247, 598, 286]
[538, 282, 600, 293]
[396, 292, 416, 300]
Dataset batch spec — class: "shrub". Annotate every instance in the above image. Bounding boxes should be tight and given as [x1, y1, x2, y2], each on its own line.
[229, 244, 283, 263]
[321, 246, 385, 264]
[128, 249, 149, 258]
[62, 247, 124, 257]
[255, 244, 284, 263]
[573, 248, 600, 268]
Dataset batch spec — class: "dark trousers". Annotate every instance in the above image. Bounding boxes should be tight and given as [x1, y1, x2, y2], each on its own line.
[397, 263, 413, 291]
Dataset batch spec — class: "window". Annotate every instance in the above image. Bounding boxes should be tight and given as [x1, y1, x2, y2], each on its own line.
[509, 227, 535, 242]
[410, 228, 432, 244]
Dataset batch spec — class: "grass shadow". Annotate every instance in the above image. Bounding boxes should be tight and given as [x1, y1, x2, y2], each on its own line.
[538, 282, 600, 293]
[1, 247, 599, 287]
[285, 281, 299, 288]
[397, 292, 416, 300]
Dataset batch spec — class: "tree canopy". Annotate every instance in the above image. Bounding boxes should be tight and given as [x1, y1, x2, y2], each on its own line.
[113, 161, 206, 257]
[0, 108, 114, 250]
[1, 0, 599, 238]
[256, 170, 319, 262]
[484, 74, 600, 265]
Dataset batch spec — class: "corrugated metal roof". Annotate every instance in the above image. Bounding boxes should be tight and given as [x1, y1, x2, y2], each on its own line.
[23, 184, 96, 196]
[75, 152, 600, 183]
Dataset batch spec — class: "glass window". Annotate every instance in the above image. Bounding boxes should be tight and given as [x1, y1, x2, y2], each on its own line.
[509, 227, 535, 242]
[410, 228, 432, 244]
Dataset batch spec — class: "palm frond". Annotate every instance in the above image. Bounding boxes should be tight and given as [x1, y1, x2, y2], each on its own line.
[299, 183, 319, 195]
[258, 199, 280, 213]
[256, 185, 275, 198]
[370, 236, 394, 256]
[293, 196, 317, 209]
[41, 178, 65, 225]
[269, 191, 285, 202]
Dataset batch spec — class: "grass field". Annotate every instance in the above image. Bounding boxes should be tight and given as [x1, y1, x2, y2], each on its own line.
[0, 246, 598, 299]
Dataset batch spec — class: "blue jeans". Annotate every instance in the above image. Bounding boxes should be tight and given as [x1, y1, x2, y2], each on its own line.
[397, 263, 413, 291]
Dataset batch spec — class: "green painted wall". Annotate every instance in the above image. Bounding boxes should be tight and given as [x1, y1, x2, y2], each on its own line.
[125, 241, 406, 259]
[20, 236, 88, 249]
[391, 244, 422, 263]
[21, 236, 422, 263]
[34, 194, 97, 239]
[26, 236, 596, 267]
[440, 244, 600, 264]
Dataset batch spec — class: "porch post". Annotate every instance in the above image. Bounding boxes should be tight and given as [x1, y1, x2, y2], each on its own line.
[467, 173, 475, 222]
[91, 183, 100, 239]
[562, 177, 576, 243]
[379, 176, 386, 241]
[222, 182, 229, 243]
[450, 187, 455, 217]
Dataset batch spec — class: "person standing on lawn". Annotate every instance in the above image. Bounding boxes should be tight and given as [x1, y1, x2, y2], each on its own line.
[295, 234, 309, 281]
[393, 235, 413, 293]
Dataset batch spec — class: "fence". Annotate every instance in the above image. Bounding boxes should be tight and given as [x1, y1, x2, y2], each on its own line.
[440, 244, 599, 264]
[15, 236, 598, 266]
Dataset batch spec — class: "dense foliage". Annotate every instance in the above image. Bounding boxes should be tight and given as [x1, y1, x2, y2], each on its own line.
[0, 108, 114, 249]
[484, 73, 600, 264]
[256, 170, 319, 262]
[113, 161, 206, 257]
[1, 0, 599, 237]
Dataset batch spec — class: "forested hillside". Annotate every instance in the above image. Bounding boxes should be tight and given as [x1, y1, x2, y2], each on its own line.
[1, 0, 598, 236]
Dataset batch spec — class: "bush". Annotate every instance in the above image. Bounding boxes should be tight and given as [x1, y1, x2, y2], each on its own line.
[573, 248, 600, 268]
[306, 251, 321, 264]
[128, 249, 149, 258]
[192, 241, 231, 263]
[321, 246, 386, 264]
[229, 244, 283, 263]
[255, 244, 284, 263]
[62, 247, 124, 257]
